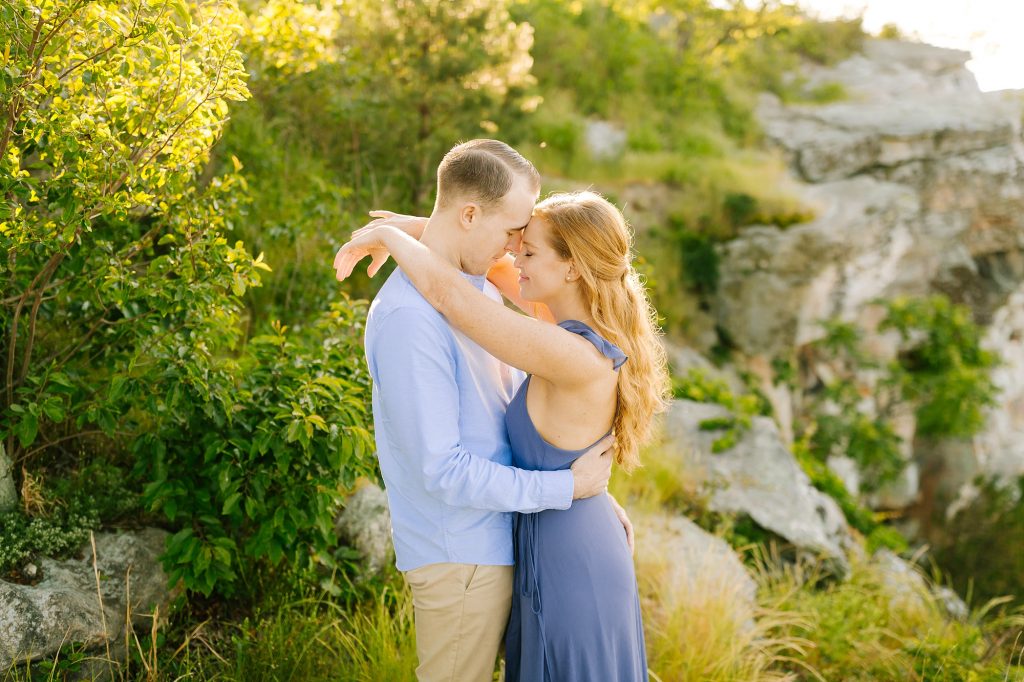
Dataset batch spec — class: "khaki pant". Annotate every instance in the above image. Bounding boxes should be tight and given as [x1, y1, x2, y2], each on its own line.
[403, 563, 514, 682]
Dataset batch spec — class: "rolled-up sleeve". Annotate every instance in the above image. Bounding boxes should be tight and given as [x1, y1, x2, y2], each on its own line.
[370, 307, 573, 513]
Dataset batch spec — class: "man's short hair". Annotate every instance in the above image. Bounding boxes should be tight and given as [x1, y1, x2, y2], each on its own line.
[436, 139, 541, 210]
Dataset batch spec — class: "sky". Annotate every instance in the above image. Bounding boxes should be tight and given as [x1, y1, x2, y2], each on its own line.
[792, 0, 1024, 91]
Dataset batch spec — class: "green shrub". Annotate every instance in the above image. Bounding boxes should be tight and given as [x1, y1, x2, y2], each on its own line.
[0, 509, 95, 575]
[671, 221, 721, 296]
[0, 461, 139, 573]
[799, 297, 999, 494]
[136, 298, 377, 597]
[791, 435, 907, 554]
[130, 571, 418, 681]
[672, 367, 771, 453]
[761, 551, 1024, 681]
[934, 474, 1024, 609]
[0, 0, 259, 511]
[722, 192, 758, 227]
[881, 295, 1000, 438]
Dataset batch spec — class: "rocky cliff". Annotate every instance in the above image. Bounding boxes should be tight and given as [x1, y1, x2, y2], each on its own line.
[709, 38, 1024, 530]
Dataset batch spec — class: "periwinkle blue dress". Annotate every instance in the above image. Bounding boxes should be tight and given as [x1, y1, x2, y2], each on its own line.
[504, 320, 647, 682]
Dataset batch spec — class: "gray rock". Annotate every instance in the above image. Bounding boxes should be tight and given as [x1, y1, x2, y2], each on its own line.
[636, 512, 757, 633]
[932, 585, 969, 621]
[866, 460, 921, 510]
[335, 482, 394, 575]
[826, 455, 861, 497]
[714, 176, 923, 356]
[0, 528, 173, 670]
[664, 399, 854, 575]
[872, 548, 932, 612]
[872, 548, 968, 620]
[584, 120, 627, 160]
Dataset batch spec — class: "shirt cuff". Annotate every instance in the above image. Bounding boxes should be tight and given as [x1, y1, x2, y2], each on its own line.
[543, 469, 574, 510]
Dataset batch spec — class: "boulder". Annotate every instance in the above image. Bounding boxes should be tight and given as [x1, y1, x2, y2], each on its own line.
[872, 548, 969, 621]
[0, 528, 173, 670]
[335, 481, 394, 575]
[584, 120, 627, 160]
[664, 399, 856, 575]
[635, 512, 758, 634]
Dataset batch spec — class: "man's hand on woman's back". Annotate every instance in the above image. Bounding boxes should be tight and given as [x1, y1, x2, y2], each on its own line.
[569, 434, 614, 500]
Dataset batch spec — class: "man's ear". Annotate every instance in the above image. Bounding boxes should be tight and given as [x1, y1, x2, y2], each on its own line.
[458, 202, 480, 231]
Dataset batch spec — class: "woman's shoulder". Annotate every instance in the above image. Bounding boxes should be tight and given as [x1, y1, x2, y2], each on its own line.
[557, 319, 628, 371]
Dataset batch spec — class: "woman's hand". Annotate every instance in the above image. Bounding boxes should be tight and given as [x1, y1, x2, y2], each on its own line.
[333, 225, 402, 281]
[608, 493, 635, 555]
[335, 211, 428, 280]
[361, 210, 428, 239]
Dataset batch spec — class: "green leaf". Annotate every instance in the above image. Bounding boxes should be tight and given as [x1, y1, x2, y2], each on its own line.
[16, 413, 38, 447]
[222, 492, 242, 516]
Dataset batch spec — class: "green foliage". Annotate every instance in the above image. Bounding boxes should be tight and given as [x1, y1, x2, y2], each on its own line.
[333, 0, 537, 208]
[733, 16, 862, 103]
[227, 585, 417, 681]
[878, 23, 905, 40]
[0, 461, 138, 574]
[803, 80, 847, 104]
[801, 319, 902, 492]
[0, 0, 258, 498]
[881, 295, 1000, 437]
[671, 367, 771, 453]
[799, 296, 999, 494]
[773, 17, 864, 66]
[0, 508, 94, 575]
[722, 191, 758, 227]
[791, 435, 907, 554]
[763, 553, 1024, 681]
[137, 299, 377, 597]
[215, 0, 540, 326]
[671, 219, 720, 296]
[113, 571, 418, 681]
[808, 393, 905, 493]
[934, 474, 1024, 609]
[5, 641, 90, 681]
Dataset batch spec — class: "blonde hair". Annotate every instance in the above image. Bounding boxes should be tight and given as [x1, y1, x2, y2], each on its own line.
[533, 191, 671, 472]
[436, 139, 541, 210]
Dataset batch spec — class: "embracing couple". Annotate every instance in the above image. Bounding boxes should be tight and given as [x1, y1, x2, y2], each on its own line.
[334, 139, 669, 681]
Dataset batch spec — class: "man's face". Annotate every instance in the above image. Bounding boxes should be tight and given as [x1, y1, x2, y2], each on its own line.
[462, 172, 538, 275]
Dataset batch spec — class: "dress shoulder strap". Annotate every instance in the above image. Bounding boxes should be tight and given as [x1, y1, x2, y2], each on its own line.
[557, 319, 628, 370]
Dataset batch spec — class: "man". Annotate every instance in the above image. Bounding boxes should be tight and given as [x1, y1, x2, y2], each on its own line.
[341, 140, 631, 681]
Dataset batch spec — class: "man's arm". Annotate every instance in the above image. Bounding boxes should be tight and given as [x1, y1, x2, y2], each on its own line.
[370, 306, 610, 513]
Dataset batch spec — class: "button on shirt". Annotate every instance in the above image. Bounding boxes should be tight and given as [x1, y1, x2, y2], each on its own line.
[365, 268, 575, 571]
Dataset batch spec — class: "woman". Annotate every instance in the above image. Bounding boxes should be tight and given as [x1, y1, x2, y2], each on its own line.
[336, 191, 670, 681]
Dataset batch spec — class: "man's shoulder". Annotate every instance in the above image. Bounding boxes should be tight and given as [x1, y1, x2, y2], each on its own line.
[368, 270, 449, 334]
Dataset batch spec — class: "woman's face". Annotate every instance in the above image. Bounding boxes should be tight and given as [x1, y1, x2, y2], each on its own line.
[512, 215, 572, 303]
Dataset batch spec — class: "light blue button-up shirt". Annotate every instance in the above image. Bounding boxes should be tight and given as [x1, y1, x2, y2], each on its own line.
[365, 268, 575, 571]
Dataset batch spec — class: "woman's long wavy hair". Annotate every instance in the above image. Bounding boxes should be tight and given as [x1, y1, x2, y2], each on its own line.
[533, 191, 671, 472]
